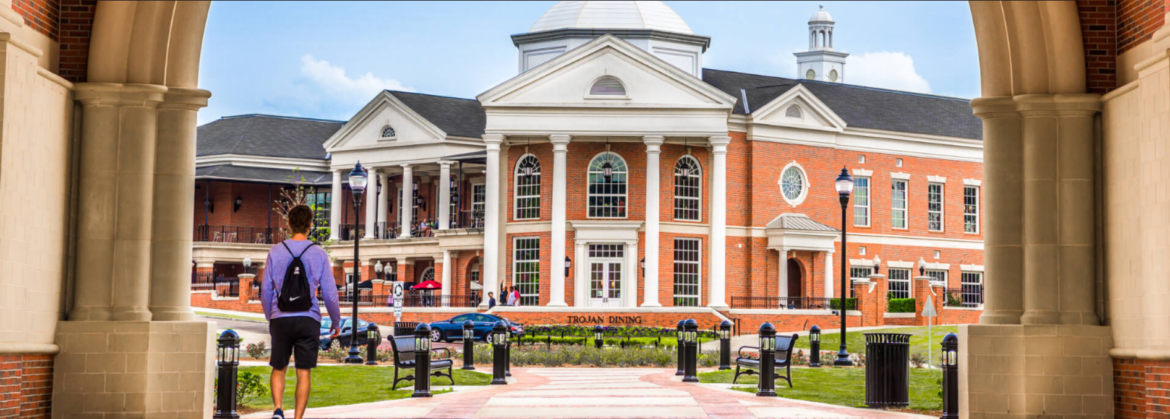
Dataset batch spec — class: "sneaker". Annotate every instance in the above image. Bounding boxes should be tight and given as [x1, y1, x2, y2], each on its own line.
[272, 408, 285, 419]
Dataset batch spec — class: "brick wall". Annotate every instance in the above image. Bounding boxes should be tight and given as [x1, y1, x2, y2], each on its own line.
[0, 354, 52, 419]
[56, 0, 96, 83]
[1079, 0, 1118, 94]
[11, 0, 59, 41]
[1117, 0, 1164, 54]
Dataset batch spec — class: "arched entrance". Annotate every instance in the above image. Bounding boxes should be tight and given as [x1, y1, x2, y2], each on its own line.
[786, 258, 802, 300]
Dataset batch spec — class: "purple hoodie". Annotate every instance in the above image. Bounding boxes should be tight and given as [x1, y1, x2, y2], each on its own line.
[260, 239, 341, 325]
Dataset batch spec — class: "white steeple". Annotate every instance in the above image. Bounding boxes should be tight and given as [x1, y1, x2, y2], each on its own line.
[795, 5, 848, 83]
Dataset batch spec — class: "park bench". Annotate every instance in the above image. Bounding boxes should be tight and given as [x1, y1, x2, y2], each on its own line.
[387, 335, 455, 390]
[732, 334, 799, 388]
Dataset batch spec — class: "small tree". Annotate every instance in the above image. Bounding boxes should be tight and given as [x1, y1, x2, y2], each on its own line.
[273, 168, 335, 256]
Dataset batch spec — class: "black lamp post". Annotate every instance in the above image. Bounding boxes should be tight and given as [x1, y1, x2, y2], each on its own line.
[564, 256, 572, 278]
[491, 321, 508, 385]
[462, 320, 476, 370]
[834, 167, 854, 367]
[757, 322, 777, 397]
[718, 320, 732, 370]
[675, 320, 686, 376]
[683, 319, 699, 383]
[594, 325, 604, 349]
[809, 325, 822, 367]
[365, 323, 379, 366]
[412, 323, 433, 398]
[640, 258, 645, 277]
[344, 162, 368, 364]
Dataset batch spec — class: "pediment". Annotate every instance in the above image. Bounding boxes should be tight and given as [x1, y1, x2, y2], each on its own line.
[478, 34, 736, 111]
[749, 85, 846, 132]
[324, 91, 446, 152]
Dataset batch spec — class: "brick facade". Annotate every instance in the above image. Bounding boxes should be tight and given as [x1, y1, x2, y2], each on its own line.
[11, 0, 59, 41]
[1118, 0, 1165, 54]
[0, 355, 53, 419]
[1079, 0, 1118, 94]
[1111, 357, 1170, 419]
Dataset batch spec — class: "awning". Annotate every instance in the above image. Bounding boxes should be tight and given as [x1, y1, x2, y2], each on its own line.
[413, 280, 443, 290]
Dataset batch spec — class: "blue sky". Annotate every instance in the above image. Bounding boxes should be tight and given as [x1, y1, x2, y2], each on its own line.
[198, 1, 978, 125]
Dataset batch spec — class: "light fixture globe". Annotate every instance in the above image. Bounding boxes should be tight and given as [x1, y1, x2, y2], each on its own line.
[349, 162, 369, 192]
[242, 255, 251, 270]
[601, 161, 614, 183]
[873, 254, 882, 274]
[374, 260, 384, 274]
[834, 166, 854, 196]
[918, 256, 928, 276]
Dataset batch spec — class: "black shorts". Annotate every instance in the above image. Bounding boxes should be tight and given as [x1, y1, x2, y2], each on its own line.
[269, 316, 321, 370]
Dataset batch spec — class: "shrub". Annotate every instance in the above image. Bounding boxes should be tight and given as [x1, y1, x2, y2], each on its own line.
[888, 298, 917, 313]
[246, 341, 269, 359]
[910, 351, 928, 368]
[791, 349, 807, 366]
[517, 335, 677, 348]
[522, 324, 718, 340]
[829, 298, 858, 310]
[215, 371, 269, 408]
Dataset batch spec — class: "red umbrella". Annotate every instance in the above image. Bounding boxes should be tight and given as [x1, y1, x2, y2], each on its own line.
[412, 280, 442, 290]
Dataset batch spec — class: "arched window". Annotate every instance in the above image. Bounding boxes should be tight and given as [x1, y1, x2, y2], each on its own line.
[786, 105, 803, 118]
[419, 267, 435, 284]
[589, 76, 627, 96]
[380, 125, 396, 139]
[674, 156, 702, 221]
[588, 152, 628, 218]
[779, 162, 810, 206]
[514, 154, 542, 220]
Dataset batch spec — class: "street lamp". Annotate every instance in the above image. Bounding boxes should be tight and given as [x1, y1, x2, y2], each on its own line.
[873, 254, 881, 275]
[918, 256, 927, 277]
[833, 166, 854, 367]
[374, 260, 384, 281]
[564, 257, 572, 278]
[640, 258, 645, 277]
[242, 255, 251, 276]
[344, 161, 368, 364]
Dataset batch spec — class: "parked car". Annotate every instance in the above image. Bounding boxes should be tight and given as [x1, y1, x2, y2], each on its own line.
[428, 313, 523, 343]
[319, 318, 381, 351]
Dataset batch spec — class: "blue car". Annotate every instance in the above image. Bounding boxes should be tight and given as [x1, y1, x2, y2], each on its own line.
[319, 318, 380, 352]
[428, 313, 523, 343]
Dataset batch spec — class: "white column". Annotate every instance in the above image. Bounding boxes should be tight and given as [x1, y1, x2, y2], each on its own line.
[548, 135, 571, 306]
[364, 167, 379, 239]
[575, 242, 587, 307]
[481, 134, 504, 307]
[400, 164, 413, 238]
[642, 135, 664, 307]
[330, 169, 342, 240]
[824, 250, 835, 298]
[439, 162, 452, 230]
[441, 249, 453, 297]
[376, 171, 389, 237]
[626, 239, 639, 308]
[708, 136, 731, 308]
[779, 250, 789, 299]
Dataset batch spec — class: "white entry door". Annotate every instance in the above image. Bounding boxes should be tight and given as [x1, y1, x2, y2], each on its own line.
[588, 244, 624, 307]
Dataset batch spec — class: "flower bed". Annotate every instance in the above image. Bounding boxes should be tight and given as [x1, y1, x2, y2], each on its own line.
[469, 343, 722, 368]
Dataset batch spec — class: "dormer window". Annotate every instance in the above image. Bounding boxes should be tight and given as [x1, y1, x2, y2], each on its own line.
[588, 76, 627, 97]
[380, 125, 396, 140]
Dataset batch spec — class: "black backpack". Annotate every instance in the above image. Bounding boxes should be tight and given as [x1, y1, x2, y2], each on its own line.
[275, 242, 315, 312]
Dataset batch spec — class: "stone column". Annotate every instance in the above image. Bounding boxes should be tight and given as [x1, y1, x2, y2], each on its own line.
[377, 170, 389, 238]
[439, 162, 452, 230]
[971, 97, 1024, 325]
[441, 250, 453, 298]
[71, 83, 168, 321]
[1055, 97, 1101, 325]
[708, 136, 731, 308]
[330, 169, 343, 240]
[549, 135, 571, 307]
[363, 167, 379, 239]
[400, 164, 413, 238]
[778, 250, 789, 300]
[481, 134, 504, 307]
[824, 251, 834, 299]
[642, 135, 664, 307]
[149, 87, 209, 321]
[1017, 95, 1061, 325]
[238, 273, 255, 305]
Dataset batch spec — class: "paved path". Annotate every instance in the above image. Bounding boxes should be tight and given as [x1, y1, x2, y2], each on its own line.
[248, 368, 930, 419]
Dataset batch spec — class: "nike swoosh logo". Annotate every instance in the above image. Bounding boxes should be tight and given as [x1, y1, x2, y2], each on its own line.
[289, 296, 301, 301]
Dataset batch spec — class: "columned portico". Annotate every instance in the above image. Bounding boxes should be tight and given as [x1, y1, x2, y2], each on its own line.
[439, 161, 452, 230]
[824, 250, 834, 298]
[364, 166, 379, 239]
[548, 135, 571, 306]
[441, 249, 454, 297]
[642, 135, 664, 307]
[330, 169, 343, 240]
[480, 134, 504, 307]
[708, 136, 731, 308]
[400, 164, 414, 238]
[377, 170, 390, 237]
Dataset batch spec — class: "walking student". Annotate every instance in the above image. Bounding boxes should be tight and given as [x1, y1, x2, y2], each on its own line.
[487, 292, 496, 309]
[261, 205, 342, 419]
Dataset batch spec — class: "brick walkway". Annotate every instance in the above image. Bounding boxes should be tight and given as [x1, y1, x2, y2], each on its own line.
[247, 368, 930, 418]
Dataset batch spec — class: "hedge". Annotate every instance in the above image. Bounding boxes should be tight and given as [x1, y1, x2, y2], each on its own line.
[469, 344, 720, 368]
[888, 298, 917, 313]
[829, 298, 858, 310]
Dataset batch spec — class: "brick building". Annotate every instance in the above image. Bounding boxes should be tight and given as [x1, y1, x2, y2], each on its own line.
[190, 2, 985, 330]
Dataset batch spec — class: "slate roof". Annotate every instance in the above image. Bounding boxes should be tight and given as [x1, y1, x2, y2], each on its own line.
[386, 91, 486, 138]
[701, 68, 982, 140]
[765, 213, 838, 232]
[196, 114, 344, 159]
[195, 165, 337, 186]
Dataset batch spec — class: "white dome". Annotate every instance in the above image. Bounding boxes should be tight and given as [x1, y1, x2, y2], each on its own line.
[809, 6, 834, 24]
[529, 1, 694, 35]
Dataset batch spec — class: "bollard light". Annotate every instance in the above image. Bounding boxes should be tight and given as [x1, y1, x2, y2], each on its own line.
[675, 320, 686, 376]
[594, 325, 604, 349]
[718, 320, 733, 370]
[491, 321, 508, 385]
[365, 323, 379, 366]
[462, 320, 476, 370]
[683, 319, 699, 382]
[214, 330, 241, 419]
[757, 322, 777, 397]
[809, 325, 822, 368]
[942, 333, 959, 418]
[412, 324, 433, 398]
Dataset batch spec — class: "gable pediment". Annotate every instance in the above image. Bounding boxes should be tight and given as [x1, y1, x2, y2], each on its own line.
[749, 85, 846, 132]
[324, 92, 446, 152]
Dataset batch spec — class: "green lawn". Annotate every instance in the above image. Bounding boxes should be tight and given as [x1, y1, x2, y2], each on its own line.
[700, 367, 942, 413]
[238, 365, 492, 409]
[794, 326, 957, 360]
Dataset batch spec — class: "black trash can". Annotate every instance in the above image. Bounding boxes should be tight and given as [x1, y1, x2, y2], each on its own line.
[863, 333, 911, 408]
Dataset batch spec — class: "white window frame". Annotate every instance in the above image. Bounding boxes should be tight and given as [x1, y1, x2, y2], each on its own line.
[928, 182, 944, 232]
[587, 151, 629, 219]
[854, 176, 870, 227]
[960, 271, 984, 307]
[673, 238, 702, 307]
[925, 269, 947, 285]
[471, 182, 486, 223]
[849, 266, 872, 299]
[778, 161, 810, 206]
[888, 268, 911, 299]
[673, 156, 702, 221]
[512, 237, 541, 306]
[514, 154, 542, 220]
[964, 186, 980, 234]
[379, 125, 396, 140]
[892, 179, 908, 229]
[585, 76, 630, 100]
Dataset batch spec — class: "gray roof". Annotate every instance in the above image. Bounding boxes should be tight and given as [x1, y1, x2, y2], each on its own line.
[196, 114, 344, 159]
[765, 213, 838, 232]
[386, 91, 486, 138]
[701, 69, 982, 140]
[195, 165, 337, 186]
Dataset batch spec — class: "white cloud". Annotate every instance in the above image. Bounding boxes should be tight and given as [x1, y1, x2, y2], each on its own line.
[299, 54, 414, 103]
[846, 52, 932, 94]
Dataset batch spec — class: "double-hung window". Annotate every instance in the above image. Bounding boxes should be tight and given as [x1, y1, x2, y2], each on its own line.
[472, 184, 486, 227]
[673, 238, 701, 306]
[928, 183, 944, 231]
[892, 180, 908, 229]
[514, 155, 541, 220]
[513, 237, 541, 306]
[964, 186, 979, 233]
[888, 268, 911, 299]
[587, 152, 628, 218]
[674, 156, 702, 221]
[849, 266, 872, 298]
[961, 272, 983, 307]
[926, 269, 947, 285]
[854, 177, 870, 227]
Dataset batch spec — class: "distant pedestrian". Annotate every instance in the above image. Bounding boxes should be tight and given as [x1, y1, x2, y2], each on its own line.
[512, 287, 521, 306]
[261, 205, 341, 419]
[488, 292, 496, 309]
[387, 291, 394, 308]
[506, 286, 516, 306]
